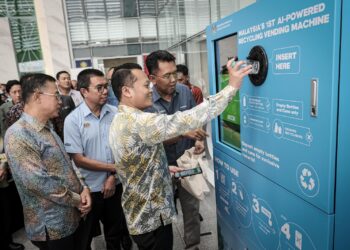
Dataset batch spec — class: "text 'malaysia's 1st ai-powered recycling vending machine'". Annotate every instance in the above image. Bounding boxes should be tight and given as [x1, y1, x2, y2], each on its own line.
[206, 0, 350, 249]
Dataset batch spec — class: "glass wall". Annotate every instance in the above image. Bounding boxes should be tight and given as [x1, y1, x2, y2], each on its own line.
[65, 0, 256, 68]
[0, 0, 44, 74]
[157, 0, 256, 97]
[65, 0, 158, 53]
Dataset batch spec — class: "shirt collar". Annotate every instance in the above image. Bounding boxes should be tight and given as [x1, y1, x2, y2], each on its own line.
[118, 104, 143, 114]
[80, 101, 112, 119]
[152, 86, 162, 102]
[58, 88, 72, 96]
[152, 84, 179, 103]
[21, 113, 53, 132]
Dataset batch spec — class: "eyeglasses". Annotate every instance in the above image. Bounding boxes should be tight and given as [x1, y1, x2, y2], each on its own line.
[88, 83, 109, 93]
[153, 72, 177, 81]
[39, 92, 61, 101]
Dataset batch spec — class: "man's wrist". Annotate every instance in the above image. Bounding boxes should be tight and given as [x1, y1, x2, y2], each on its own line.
[107, 163, 116, 173]
[113, 172, 119, 179]
[224, 85, 238, 98]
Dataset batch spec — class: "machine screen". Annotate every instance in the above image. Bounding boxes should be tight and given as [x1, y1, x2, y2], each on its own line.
[215, 34, 240, 150]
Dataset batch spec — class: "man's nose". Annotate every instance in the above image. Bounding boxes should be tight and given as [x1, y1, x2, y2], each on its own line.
[170, 74, 177, 83]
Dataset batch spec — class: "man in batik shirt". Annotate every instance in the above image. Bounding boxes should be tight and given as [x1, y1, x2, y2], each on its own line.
[5, 73, 91, 250]
[109, 60, 251, 250]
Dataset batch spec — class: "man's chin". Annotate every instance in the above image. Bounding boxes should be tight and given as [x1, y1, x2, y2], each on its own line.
[50, 112, 59, 119]
[147, 100, 153, 107]
[139, 101, 153, 111]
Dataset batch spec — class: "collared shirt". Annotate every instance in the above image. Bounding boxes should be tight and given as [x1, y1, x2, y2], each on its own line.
[59, 89, 84, 107]
[5, 113, 83, 241]
[69, 89, 84, 106]
[0, 101, 13, 138]
[145, 84, 197, 165]
[107, 85, 119, 106]
[64, 101, 117, 192]
[6, 101, 23, 128]
[54, 95, 76, 140]
[188, 83, 204, 105]
[109, 85, 237, 235]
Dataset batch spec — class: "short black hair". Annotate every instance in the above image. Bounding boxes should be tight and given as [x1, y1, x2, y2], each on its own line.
[19, 74, 35, 97]
[145, 50, 176, 75]
[5, 80, 21, 93]
[111, 69, 137, 101]
[176, 64, 189, 76]
[110, 63, 142, 81]
[77, 69, 104, 90]
[22, 73, 56, 104]
[108, 63, 142, 80]
[20, 74, 35, 86]
[56, 70, 70, 80]
[109, 63, 142, 74]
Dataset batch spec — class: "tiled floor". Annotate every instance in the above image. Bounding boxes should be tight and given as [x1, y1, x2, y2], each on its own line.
[13, 186, 218, 250]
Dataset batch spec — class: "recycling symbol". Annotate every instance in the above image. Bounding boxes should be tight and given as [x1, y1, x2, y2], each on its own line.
[300, 168, 315, 191]
[296, 163, 319, 197]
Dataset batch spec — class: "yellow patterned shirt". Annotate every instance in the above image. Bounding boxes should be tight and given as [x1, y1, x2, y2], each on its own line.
[109, 85, 237, 235]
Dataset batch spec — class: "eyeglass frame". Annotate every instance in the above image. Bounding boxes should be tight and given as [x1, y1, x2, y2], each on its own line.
[38, 91, 61, 101]
[151, 71, 178, 82]
[87, 83, 109, 94]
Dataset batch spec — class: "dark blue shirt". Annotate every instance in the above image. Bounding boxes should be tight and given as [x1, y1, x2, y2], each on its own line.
[145, 84, 196, 165]
[107, 85, 119, 106]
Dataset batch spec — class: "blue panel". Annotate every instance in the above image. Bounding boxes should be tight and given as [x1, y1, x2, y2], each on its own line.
[206, 0, 342, 213]
[334, 0, 350, 249]
[214, 148, 333, 250]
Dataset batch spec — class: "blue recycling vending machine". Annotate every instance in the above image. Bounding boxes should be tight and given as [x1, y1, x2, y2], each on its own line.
[206, 0, 350, 249]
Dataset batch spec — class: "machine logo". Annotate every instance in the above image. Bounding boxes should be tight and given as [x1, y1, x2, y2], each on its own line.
[296, 163, 319, 197]
[300, 168, 315, 191]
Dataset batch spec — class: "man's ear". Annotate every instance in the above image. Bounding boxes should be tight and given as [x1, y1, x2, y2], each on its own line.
[80, 88, 88, 98]
[122, 86, 132, 98]
[32, 90, 41, 103]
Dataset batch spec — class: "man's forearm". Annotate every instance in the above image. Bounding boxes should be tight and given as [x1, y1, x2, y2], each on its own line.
[71, 154, 115, 173]
[163, 135, 181, 145]
[138, 85, 238, 146]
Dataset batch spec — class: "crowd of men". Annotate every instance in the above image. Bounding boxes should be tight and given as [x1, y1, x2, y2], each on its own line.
[0, 50, 251, 250]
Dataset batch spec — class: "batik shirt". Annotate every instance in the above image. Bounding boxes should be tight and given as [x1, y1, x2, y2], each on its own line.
[6, 101, 24, 127]
[5, 113, 84, 241]
[109, 85, 237, 235]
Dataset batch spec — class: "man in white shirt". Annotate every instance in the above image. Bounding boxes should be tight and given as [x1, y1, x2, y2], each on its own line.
[56, 71, 84, 106]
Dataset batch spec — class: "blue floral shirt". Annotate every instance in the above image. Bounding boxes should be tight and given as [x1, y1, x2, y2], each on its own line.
[5, 113, 84, 241]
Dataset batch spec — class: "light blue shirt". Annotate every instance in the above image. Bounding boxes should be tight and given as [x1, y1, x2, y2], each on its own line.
[64, 101, 117, 192]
